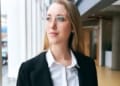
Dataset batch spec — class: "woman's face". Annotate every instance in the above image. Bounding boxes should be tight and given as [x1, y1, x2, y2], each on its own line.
[46, 3, 72, 46]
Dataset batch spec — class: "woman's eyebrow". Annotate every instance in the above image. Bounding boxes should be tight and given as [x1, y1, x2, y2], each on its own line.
[46, 13, 67, 17]
[56, 14, 65, 16]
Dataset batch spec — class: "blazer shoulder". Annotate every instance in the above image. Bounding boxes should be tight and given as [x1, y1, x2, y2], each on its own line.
[17, 52, 47, 86]
[74, 51, 95, 66]
[19, 51, 46, 72]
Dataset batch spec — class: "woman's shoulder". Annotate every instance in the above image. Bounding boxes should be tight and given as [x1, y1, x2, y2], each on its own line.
[24, 51, 46, 64]
[19, 51, 47, 72]
[73, 51, 91, 59]
[73, 51, 95, 65]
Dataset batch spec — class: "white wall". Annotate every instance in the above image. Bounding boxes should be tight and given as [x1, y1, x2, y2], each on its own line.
[7, 0, 46, 79]
[7, 0, 26, 78]
[1, 0, 7, 15]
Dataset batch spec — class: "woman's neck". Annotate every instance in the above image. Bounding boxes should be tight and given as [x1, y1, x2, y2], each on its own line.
[50, 45, 72, 66]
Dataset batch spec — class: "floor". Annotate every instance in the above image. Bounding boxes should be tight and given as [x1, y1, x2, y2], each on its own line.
[97, 66, 120, 86]
[2, 65, 120, 86]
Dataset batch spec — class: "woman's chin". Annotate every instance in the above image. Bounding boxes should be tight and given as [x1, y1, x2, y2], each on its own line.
[49, 39, 60, 45]
[49, 41, 58, 44]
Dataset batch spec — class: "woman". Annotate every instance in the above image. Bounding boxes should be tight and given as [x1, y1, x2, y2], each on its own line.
[17, 0, 98, 86]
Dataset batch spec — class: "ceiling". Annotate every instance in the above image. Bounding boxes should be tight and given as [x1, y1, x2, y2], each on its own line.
[81, 0, 120, 26]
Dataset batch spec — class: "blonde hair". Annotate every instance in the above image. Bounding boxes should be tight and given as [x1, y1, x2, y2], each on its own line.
[43, 0, 84, 53]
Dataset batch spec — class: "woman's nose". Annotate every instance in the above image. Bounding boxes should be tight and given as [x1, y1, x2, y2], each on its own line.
[49, 19, 57, 29]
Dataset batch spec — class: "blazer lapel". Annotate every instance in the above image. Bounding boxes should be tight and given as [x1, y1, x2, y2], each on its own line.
[30, 52, 53, 86]
[77, 67, 85, 86]
[74, 52, 86, 86]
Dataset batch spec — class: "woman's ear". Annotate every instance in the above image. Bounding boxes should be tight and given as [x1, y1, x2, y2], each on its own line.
[71, 30, 75, 33]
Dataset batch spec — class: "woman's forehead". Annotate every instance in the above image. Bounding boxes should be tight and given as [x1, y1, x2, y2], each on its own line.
[47, 3, 68, 16]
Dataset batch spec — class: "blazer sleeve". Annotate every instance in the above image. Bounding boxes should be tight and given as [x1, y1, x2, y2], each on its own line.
[16, 63, 31, 86]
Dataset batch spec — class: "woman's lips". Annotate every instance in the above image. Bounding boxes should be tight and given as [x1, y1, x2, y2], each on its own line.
[48, 32, 58, 37]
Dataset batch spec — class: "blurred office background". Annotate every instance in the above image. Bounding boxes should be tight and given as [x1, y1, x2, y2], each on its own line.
[0, 0, 120, 86]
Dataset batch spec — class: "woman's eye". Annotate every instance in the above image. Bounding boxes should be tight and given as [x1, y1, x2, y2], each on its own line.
[46, 16, 51, 21]
[56, 16, 65, 22]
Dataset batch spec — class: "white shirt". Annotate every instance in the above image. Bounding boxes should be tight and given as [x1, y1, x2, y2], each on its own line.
[46, 49, 80, 86]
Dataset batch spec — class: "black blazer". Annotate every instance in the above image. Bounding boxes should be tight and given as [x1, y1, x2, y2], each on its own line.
[17, 51, 98, 86]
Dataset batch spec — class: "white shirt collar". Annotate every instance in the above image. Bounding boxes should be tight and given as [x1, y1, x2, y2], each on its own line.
[46, 49, 80, 68]
[46, 49, 55, 67]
